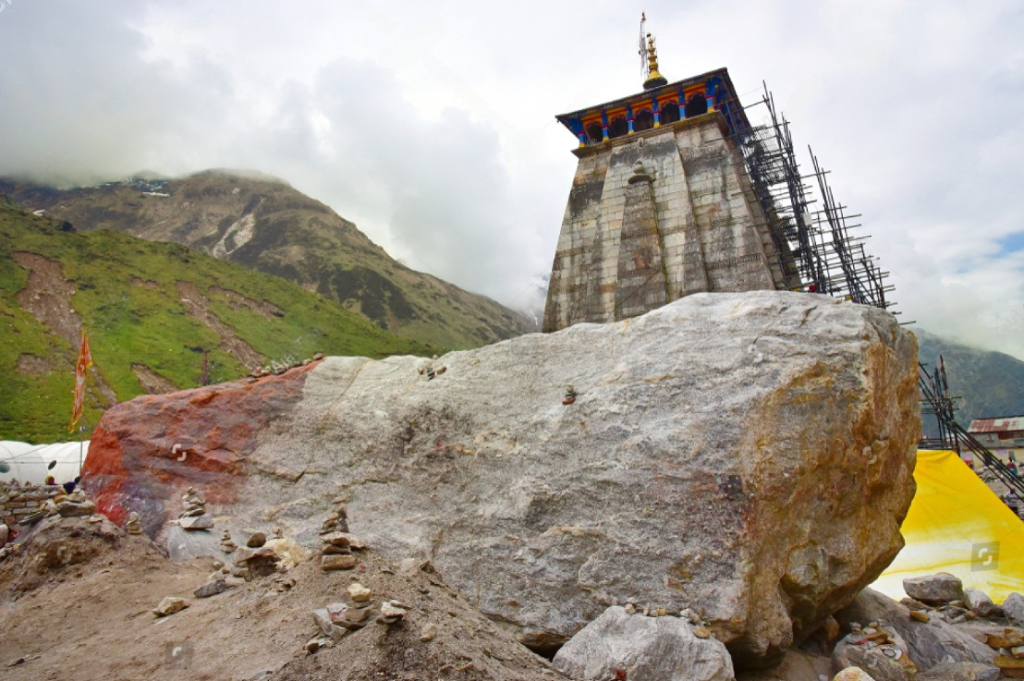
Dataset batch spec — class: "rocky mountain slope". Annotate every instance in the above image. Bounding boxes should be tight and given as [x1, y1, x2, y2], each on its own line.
[0, 171, 533, 350]
[916, 329, 1024, 428]
[0, 197, 432, 444]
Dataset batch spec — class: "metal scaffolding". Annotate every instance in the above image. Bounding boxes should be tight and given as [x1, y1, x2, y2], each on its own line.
[726, 84, 894, 311]
[717, 84, 1022, 494]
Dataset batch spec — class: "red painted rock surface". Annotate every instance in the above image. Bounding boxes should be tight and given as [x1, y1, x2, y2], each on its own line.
[82, 362, 318, 535]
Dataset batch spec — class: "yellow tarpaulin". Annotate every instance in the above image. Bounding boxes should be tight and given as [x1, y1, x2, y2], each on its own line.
[873, 449, 1024, 603]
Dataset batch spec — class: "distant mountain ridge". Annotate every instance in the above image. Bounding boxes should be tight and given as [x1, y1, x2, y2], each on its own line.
[0, 171, 533, 350]
[916, 329, 1024, 430]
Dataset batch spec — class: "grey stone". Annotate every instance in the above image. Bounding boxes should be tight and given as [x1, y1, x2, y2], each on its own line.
[193, 578, 228, 599]
[903, 574, 964, 605]
[326, 602, 371, 629]
[835, 588, 994, 671]
[1004, 593, 1024, 626]
[311, 608, 346, 641]
[552, 606, 734, 681]
[964, 589, 995, 618]
[916, 662, 999, 681]
[179, 514, 213, 531]
[56, 500, 96, 517]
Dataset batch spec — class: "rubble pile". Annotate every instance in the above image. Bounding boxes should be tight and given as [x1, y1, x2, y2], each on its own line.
[986, 628, 1024, 678]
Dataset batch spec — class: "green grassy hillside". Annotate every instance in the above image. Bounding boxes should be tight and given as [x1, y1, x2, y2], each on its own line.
[1, 171, 533, 350]
[0, 198, 434, 444]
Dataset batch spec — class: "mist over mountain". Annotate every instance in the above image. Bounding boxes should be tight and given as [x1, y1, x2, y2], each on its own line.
[0, 170, 533, 351]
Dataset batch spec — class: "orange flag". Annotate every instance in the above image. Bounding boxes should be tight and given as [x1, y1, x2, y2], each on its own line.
[68, 327, 93, 434]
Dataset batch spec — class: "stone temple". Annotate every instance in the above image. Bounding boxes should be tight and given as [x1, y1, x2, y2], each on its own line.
[542, 38, 802, 332]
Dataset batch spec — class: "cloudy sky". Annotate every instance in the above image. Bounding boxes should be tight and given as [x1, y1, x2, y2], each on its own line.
[1, 0, 1023, 360]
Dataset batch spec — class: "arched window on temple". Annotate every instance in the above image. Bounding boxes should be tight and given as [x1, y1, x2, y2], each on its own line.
[633, 109, 654, 132]
[661, 101, 680, 124]
[608, 116, 628, 139]
[685, 93, 708, 118]
[586, 122, 604, 144]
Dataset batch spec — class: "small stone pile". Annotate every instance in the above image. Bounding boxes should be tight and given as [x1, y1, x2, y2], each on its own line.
[985, 628, 1024, 678]
[124, 511, 143, 535]
[320, 498, 349, 534]
[900, 572, 999, 623]
[249, 352, 324, 380]
[832, 620, 917, 681]
[308, 581, 409, 653]
[219, 529, 237, 553]
[319, 532, 366, 571]
[1, 484, 100, 561]
[51, 488, 96, 518]
[178, 487, 212, 530]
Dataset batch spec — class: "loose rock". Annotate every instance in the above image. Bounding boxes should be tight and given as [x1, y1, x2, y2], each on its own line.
[179, 514, 213, 531]
[903, 573, 964, 605]
[245, 532, 266, 548]
[553, 606, 734, 681]
[834, 667, 878, 681]
[320, 554, 356, 571]
[1004, 593, 1024, 627]
[347, 582, 372, 603]
[153, 596, 189, 617]
[193, 578, 228, 599]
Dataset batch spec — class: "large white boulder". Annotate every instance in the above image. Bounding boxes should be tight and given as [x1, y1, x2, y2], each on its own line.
[86, 291, 920, 665]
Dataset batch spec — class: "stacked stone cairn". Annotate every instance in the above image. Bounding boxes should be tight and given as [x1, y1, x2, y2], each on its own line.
[304, 501, 409, 653]
[124, 511, 143, 535]
[318, 500, 367, 572]
[900, 572, 989, 624]
[178, 486, 213, 530]
[832, 620, 918, 680]
[219, 528, 237, 554]
[321, 498, 349, 534]
[308, 581, 409, 652]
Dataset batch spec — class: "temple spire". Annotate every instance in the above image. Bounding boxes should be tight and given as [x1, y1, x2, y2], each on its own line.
[640, 14, 667, 90]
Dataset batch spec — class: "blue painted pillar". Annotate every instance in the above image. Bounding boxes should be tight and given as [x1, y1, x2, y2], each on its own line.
[626, 104, 634, 135]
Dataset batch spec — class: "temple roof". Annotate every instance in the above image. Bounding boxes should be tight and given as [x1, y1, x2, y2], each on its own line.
[555, 67, 752, 140]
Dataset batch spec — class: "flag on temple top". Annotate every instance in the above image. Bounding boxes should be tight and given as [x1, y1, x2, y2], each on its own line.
[68, 327, 92, 434]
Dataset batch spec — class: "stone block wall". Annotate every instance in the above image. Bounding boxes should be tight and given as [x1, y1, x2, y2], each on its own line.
[0, 481, 62, 525]
[543, 111, 795, 332]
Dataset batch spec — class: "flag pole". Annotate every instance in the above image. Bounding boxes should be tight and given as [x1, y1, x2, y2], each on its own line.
[78, 420, 85, 477]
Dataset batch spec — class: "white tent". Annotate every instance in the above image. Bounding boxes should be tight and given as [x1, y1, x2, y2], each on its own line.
[0, 440, 90, 485]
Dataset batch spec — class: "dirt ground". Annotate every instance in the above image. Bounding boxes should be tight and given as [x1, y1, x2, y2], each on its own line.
[0, 516, 565, 681]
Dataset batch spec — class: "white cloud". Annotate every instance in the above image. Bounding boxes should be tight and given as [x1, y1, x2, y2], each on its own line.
[0, 0, 1022, 360]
